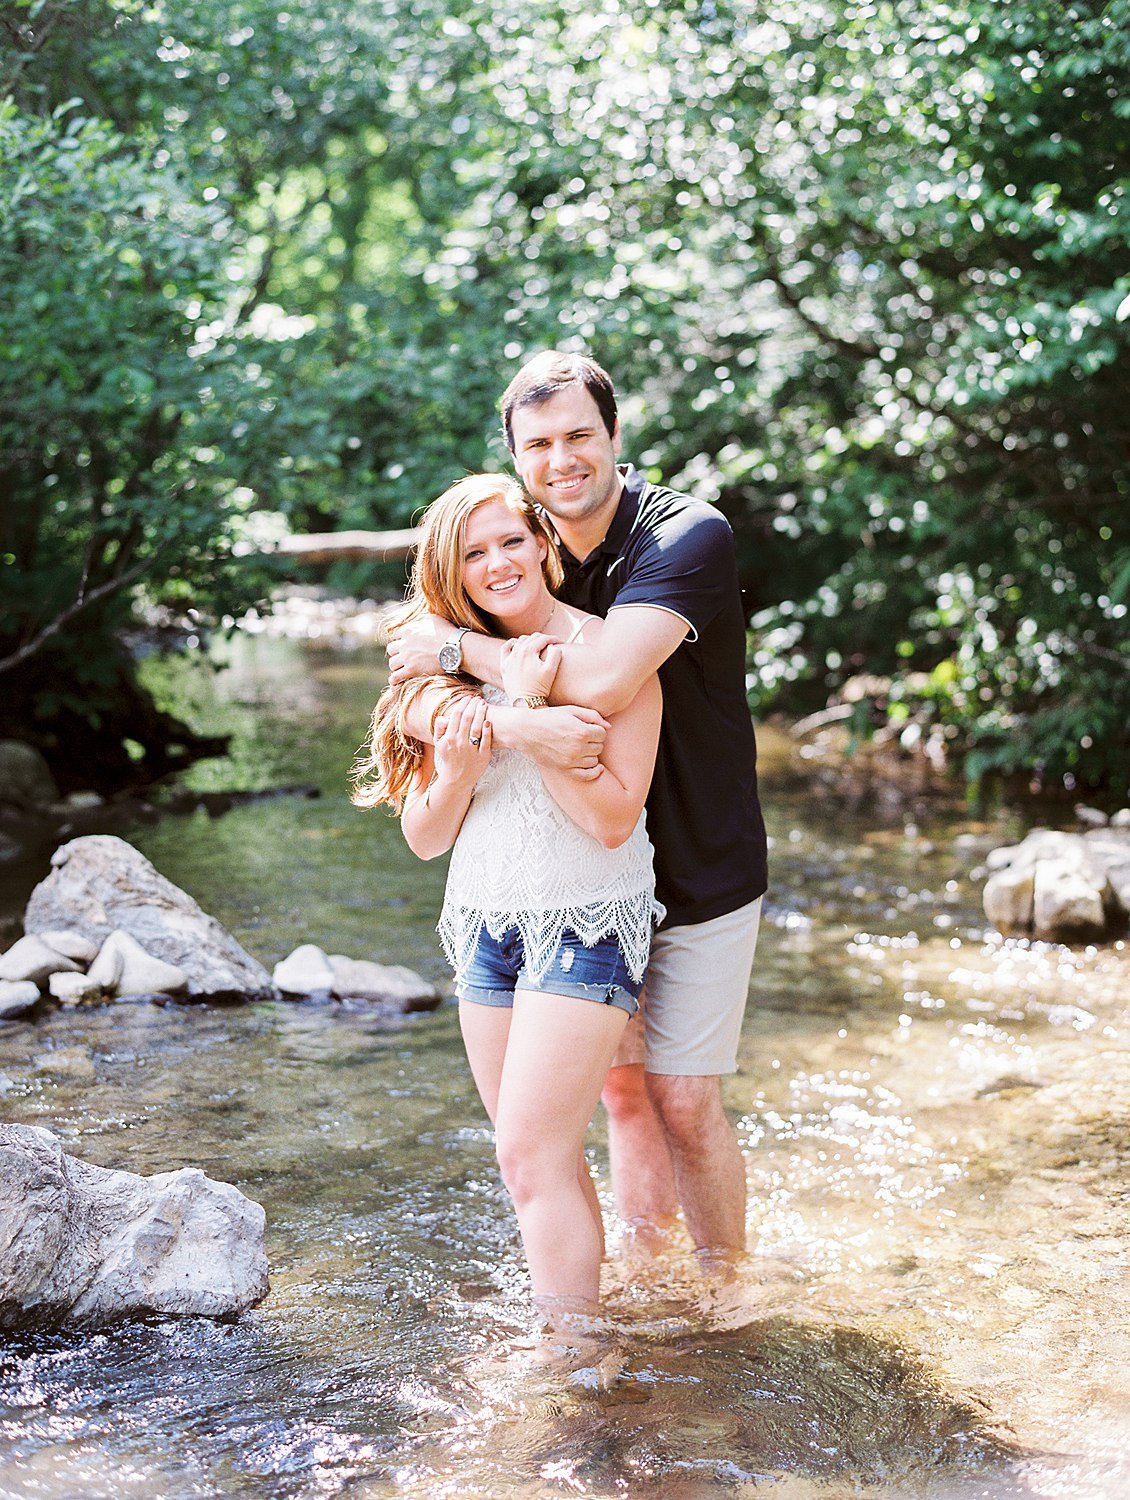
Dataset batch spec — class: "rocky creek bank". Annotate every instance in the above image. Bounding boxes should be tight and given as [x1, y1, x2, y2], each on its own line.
[0, 834, 441, 1020]
[0, 833, 442, 1332]
[980, 811, 1130, 943]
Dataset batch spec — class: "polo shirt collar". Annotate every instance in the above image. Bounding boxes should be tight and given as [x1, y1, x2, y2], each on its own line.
[560, 465, 644, 570]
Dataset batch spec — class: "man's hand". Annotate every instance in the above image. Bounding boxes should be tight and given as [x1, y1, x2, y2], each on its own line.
[492, 704, 610, 777]
[387, 613, 453, 685]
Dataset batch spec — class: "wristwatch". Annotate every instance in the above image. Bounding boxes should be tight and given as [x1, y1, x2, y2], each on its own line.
[513, 694, 548, 709]
[437, 627, 470, 674]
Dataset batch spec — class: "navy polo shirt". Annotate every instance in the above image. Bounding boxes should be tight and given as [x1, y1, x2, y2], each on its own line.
[558, 465, 768, 928]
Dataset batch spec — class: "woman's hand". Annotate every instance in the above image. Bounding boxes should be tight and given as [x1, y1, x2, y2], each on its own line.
[500, 634, 562, 702]
[432, 696, 492, 788]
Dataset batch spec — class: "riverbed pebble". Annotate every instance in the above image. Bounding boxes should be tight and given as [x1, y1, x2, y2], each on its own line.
[0, 980, 40, 1020]
[48, 971, 106, 1007]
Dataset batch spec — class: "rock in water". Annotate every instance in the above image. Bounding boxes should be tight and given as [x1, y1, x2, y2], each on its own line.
[0, 934, 81, 985]
[272, 944, 441, 1011]
[273, 942, 336, 996]
[36, 929, 100, 965]
[0, 1124, 269, 1328]
[981, 825, 1130, 943]
[0, 980, 40, 1020]
[0, 740, 59, 810]
[90, 930, 189, 999]
[24, 836, 274, 1000]
[328, 953, 440, 1010]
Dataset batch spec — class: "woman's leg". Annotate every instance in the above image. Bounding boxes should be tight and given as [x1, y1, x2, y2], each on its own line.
[458, 999, 512, 1123]
[459, 1001, 604, 1273]
[577, 1147, 604, 1262]
[493, 990, 629, 1305]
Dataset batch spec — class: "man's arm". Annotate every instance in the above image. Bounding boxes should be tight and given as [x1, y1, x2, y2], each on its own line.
[394, 673, 609, 774]
[546, 605, 688, 716]
[387, 615, 507, 690]
[389, 604, 687, 719]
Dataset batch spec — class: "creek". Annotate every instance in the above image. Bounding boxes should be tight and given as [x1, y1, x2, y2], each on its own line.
[1, 625, 1128, 1500]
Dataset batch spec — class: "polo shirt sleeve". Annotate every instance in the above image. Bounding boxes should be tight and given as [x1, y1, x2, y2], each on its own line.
[610, 506, 736, 641]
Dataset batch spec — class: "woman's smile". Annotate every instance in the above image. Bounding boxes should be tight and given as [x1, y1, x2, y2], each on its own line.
[461, 500, 551, 631]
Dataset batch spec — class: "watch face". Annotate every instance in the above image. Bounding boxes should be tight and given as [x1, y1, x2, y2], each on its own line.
[438, 643, 460, 673]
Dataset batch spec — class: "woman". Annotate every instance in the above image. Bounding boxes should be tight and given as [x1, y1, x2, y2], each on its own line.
[352, 474, 662, 1334]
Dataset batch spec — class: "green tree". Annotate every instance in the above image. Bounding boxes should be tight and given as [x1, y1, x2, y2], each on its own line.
[3, 0, 1127, 798]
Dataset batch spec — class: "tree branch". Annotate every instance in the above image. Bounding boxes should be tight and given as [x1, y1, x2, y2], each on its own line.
[0, 540, 167, 681]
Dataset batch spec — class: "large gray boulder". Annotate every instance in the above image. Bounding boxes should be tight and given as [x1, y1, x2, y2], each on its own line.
[0, 1124, 269, 1329]
[24, 836, 274, 1000]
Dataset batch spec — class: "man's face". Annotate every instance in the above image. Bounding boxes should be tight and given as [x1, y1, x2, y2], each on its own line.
[508, 386, 622, 533]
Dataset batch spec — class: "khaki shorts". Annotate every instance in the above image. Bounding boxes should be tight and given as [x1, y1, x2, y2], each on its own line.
[611, 896, 762, 1076]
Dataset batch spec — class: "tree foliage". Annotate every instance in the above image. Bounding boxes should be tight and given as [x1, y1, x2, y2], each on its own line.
[2, 0, 1127, 796]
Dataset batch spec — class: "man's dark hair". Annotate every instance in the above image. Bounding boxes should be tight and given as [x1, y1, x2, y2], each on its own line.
[499, 351, 618, 452]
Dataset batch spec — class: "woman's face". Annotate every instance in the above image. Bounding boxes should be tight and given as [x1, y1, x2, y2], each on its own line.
[460, 501, 549, 626]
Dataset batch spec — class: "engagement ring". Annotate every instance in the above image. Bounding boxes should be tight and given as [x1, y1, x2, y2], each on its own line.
[469, 735, 481, 746]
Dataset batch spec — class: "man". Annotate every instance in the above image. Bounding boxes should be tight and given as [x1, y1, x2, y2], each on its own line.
[388, 351, 768, 1264]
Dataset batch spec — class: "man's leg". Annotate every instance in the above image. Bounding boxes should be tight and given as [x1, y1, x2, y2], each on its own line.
[640, 897, 763, 1257]
[601, 991, 679, 1238]
[601, 1062, 679, 1228]
[644, 1072, 746, 1253]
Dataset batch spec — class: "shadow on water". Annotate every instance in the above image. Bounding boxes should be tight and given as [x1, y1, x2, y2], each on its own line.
[424, 1319, 1029, 1500]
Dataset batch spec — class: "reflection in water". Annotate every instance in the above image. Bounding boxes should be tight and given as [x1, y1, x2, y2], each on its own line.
[1, 634, 1128, 1498]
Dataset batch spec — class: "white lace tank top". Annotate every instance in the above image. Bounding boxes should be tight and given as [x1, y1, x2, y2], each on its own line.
[438, 682, 663, 984]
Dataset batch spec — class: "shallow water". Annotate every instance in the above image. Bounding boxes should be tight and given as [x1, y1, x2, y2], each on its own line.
[1, 631, 1128, 1499]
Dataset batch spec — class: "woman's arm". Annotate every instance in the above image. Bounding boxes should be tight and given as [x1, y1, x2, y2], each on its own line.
[533, 673, 661, 848]
[396, 671, 609, 775]
[493, 620, 661, 851]
[400, 697, 492, 859]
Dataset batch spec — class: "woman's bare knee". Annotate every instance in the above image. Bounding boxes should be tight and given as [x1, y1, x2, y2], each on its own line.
[496, 1131, 572, 1209]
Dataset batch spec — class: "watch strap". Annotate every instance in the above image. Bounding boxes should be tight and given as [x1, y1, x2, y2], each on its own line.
[438, 626, 470, 673]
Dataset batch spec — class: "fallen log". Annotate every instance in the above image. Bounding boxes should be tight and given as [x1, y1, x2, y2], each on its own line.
[244, 528, 421, 564]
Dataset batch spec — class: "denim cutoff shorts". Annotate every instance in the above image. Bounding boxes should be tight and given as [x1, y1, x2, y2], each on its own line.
[456, 924, 642, 1016]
